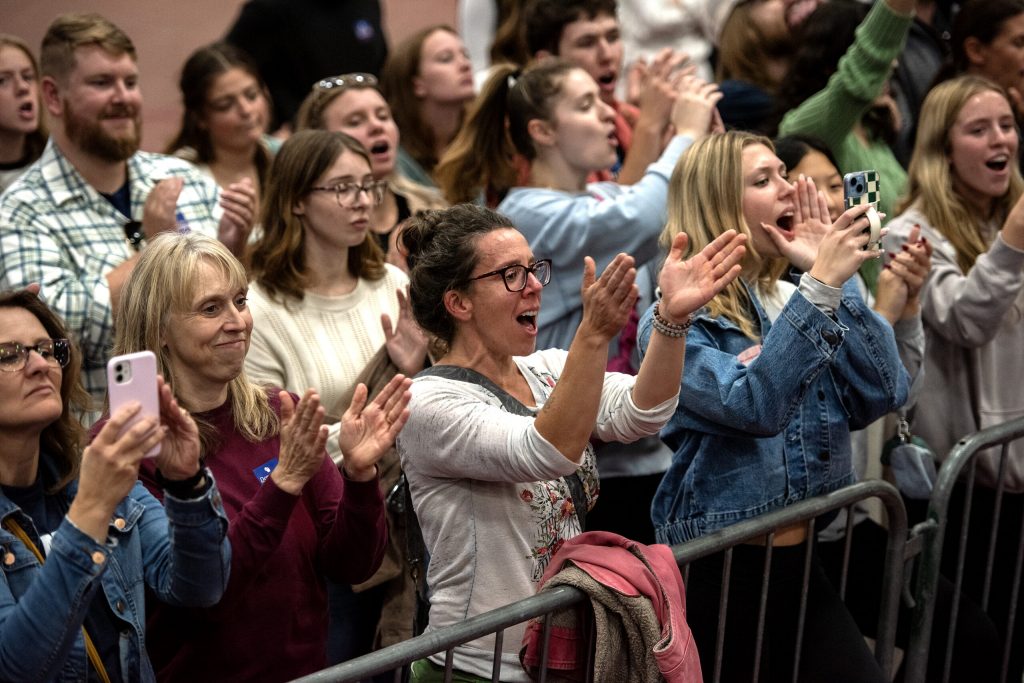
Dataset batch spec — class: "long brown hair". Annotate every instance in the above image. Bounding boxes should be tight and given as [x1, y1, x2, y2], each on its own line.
[166, 42, 272, 190]
[247, 130, 386, 303]
[435, 60, 576, 205]
[381, 25, 464, 177]
[0, 290, 91, 492]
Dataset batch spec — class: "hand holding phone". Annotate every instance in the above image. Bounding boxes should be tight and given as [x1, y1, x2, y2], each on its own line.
[107, 351, 161, 458]
[843, 170, 883, 251]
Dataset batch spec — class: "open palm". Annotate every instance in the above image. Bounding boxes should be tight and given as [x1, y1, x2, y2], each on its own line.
[338, 374, 413, 479]
[658, 230, 747, 322]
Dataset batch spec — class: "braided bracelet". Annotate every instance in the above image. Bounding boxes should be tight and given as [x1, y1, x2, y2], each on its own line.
[652, 303, 692, 338]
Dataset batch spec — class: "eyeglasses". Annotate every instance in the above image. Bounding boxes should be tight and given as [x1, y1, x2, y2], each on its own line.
[314, 72, 379, 92]
[466, 259, 552, 292]
[0, 338, 71, 373]
[310, 180, 387, 206]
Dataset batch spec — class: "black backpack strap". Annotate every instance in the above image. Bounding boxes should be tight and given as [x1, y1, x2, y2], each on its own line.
[416, 364, 587, 530]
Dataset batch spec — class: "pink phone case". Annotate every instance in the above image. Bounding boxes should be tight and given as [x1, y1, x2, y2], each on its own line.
[106, 351, 161, 458]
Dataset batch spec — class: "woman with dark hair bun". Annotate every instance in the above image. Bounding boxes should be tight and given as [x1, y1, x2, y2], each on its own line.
[397, 203, 745, 681]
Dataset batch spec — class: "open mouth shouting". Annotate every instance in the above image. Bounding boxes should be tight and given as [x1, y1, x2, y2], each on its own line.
[516, 309, 538, 335]
[986, 154, 1010, 172]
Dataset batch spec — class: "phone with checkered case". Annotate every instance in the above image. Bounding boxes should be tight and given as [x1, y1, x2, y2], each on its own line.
[843, 170, 882, 250]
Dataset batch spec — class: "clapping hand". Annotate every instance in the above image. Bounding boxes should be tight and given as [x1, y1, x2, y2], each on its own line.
[578, 253, 639, 343]
[875, 224, 932, 323]
[338, 374, 412, 482]
[658, 230, 747, 323]
[217, 177, 258, 255]
[271, 389, 329, 495]
[382, 287, 428, 376]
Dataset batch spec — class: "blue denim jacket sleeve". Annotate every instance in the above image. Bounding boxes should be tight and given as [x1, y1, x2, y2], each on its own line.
[0, 471, 230, 682]
[637, 280, 908, 438]
[0, 515, 109, 681]
[830, 278, 911, 428]
[135, 474, 231, 608]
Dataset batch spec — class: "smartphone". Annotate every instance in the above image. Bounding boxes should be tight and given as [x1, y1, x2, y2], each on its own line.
[843, 170, 882, 250]
[106, 351, 161, 458]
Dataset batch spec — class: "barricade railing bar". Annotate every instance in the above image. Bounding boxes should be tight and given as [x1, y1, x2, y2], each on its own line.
[903, 416, 1024, 683]
[291, 480, 907, 683]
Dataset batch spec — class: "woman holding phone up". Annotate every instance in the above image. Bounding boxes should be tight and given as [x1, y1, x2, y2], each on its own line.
[0, 290, 229, 682]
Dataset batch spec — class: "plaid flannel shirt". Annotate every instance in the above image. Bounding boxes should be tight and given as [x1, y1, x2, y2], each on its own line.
[0, 139, 221, 404]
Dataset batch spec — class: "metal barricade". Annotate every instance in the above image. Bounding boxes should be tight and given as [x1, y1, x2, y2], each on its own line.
[291, 480, 907, 683]
[904, 417, 1024, 683]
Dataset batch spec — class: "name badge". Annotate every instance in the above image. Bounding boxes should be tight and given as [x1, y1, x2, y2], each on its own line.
[252, 457, 278, 484]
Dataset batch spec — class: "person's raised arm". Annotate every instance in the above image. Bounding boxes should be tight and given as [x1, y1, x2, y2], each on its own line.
[533, 253, 637, 463]
[632, 229, 746, 408]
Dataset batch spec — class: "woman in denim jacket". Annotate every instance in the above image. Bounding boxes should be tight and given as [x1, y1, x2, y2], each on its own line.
[638, 131, 910, 682]
[0, 290, 230, 682]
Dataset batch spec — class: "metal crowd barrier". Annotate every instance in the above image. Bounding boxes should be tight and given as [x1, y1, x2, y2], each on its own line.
[903, 416, 1024, 683]
[292, 480, 907, 683]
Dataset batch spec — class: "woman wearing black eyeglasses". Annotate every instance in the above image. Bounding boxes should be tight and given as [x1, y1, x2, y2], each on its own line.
[0, 290, 228, 682]
[396, 204, 745, 681]
[245, 129, 427, 664]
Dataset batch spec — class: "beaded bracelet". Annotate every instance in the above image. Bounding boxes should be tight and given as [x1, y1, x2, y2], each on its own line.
[652, 303, 692, 338]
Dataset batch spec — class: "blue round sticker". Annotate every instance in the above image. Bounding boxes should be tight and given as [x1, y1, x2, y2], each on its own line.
[354, 19, 375, 42]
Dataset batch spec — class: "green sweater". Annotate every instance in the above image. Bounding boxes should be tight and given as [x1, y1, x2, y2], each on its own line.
[779, 0, 912, 219]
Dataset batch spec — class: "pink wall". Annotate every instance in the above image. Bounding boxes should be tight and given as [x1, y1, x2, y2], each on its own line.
[3, 0, 457, 150]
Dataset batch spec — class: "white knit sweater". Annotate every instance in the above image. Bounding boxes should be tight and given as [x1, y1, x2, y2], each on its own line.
[245, 264, 409, 461]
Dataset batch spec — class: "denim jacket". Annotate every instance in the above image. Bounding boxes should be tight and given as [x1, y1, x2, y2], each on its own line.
[0, 456, 230, 682]
[638, 277, 909, 545]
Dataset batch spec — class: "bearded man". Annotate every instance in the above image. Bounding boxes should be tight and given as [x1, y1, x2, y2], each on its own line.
[0, 13, 257, 405]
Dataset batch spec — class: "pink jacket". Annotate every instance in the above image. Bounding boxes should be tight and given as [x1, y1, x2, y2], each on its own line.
[520, 530, 701, 682]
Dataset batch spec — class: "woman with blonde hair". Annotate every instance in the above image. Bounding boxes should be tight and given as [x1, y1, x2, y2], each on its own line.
[884, 74, 1024, 678]
[111, 230, 408, 681]
[639, 130, 912, 682]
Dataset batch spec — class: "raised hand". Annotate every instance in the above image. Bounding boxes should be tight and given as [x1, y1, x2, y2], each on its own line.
[658, 230, 747, 323]
[338, 374, 412, 481]
[808, 203, 880, 287]
[578, 253, 639, 343]
[382, 287, 428, 376]
[70, 403, 164, 542]
[152, 376, 202, 481]
[874, 237, 932, 325]
[670, 75, 723, 140]
[270, 389, 329, 495]
[762, 175, 831, 272]
[142, 177, 185, 238]
[217, 177, 258, 256]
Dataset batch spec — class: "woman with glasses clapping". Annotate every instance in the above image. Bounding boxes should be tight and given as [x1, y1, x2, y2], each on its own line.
[244, 129, 428, 663]
[396, 204, 745, 681]
[0, 290, 229, 682]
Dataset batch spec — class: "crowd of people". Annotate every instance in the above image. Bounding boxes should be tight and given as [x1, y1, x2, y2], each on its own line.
[0, 0, 1021, 680]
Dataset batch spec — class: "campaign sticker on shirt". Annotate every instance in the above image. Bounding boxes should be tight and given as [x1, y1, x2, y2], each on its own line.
[253, 457, 279, 484]
[354, 19, 376, 42]
[175, 210, 190, 234]
[737, 344, 762, 366]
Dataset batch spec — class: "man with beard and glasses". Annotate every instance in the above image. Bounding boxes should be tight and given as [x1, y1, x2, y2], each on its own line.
[0, 13, 257, 409]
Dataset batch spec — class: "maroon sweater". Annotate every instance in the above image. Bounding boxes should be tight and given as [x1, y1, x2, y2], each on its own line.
[136, 391, 387, 682]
